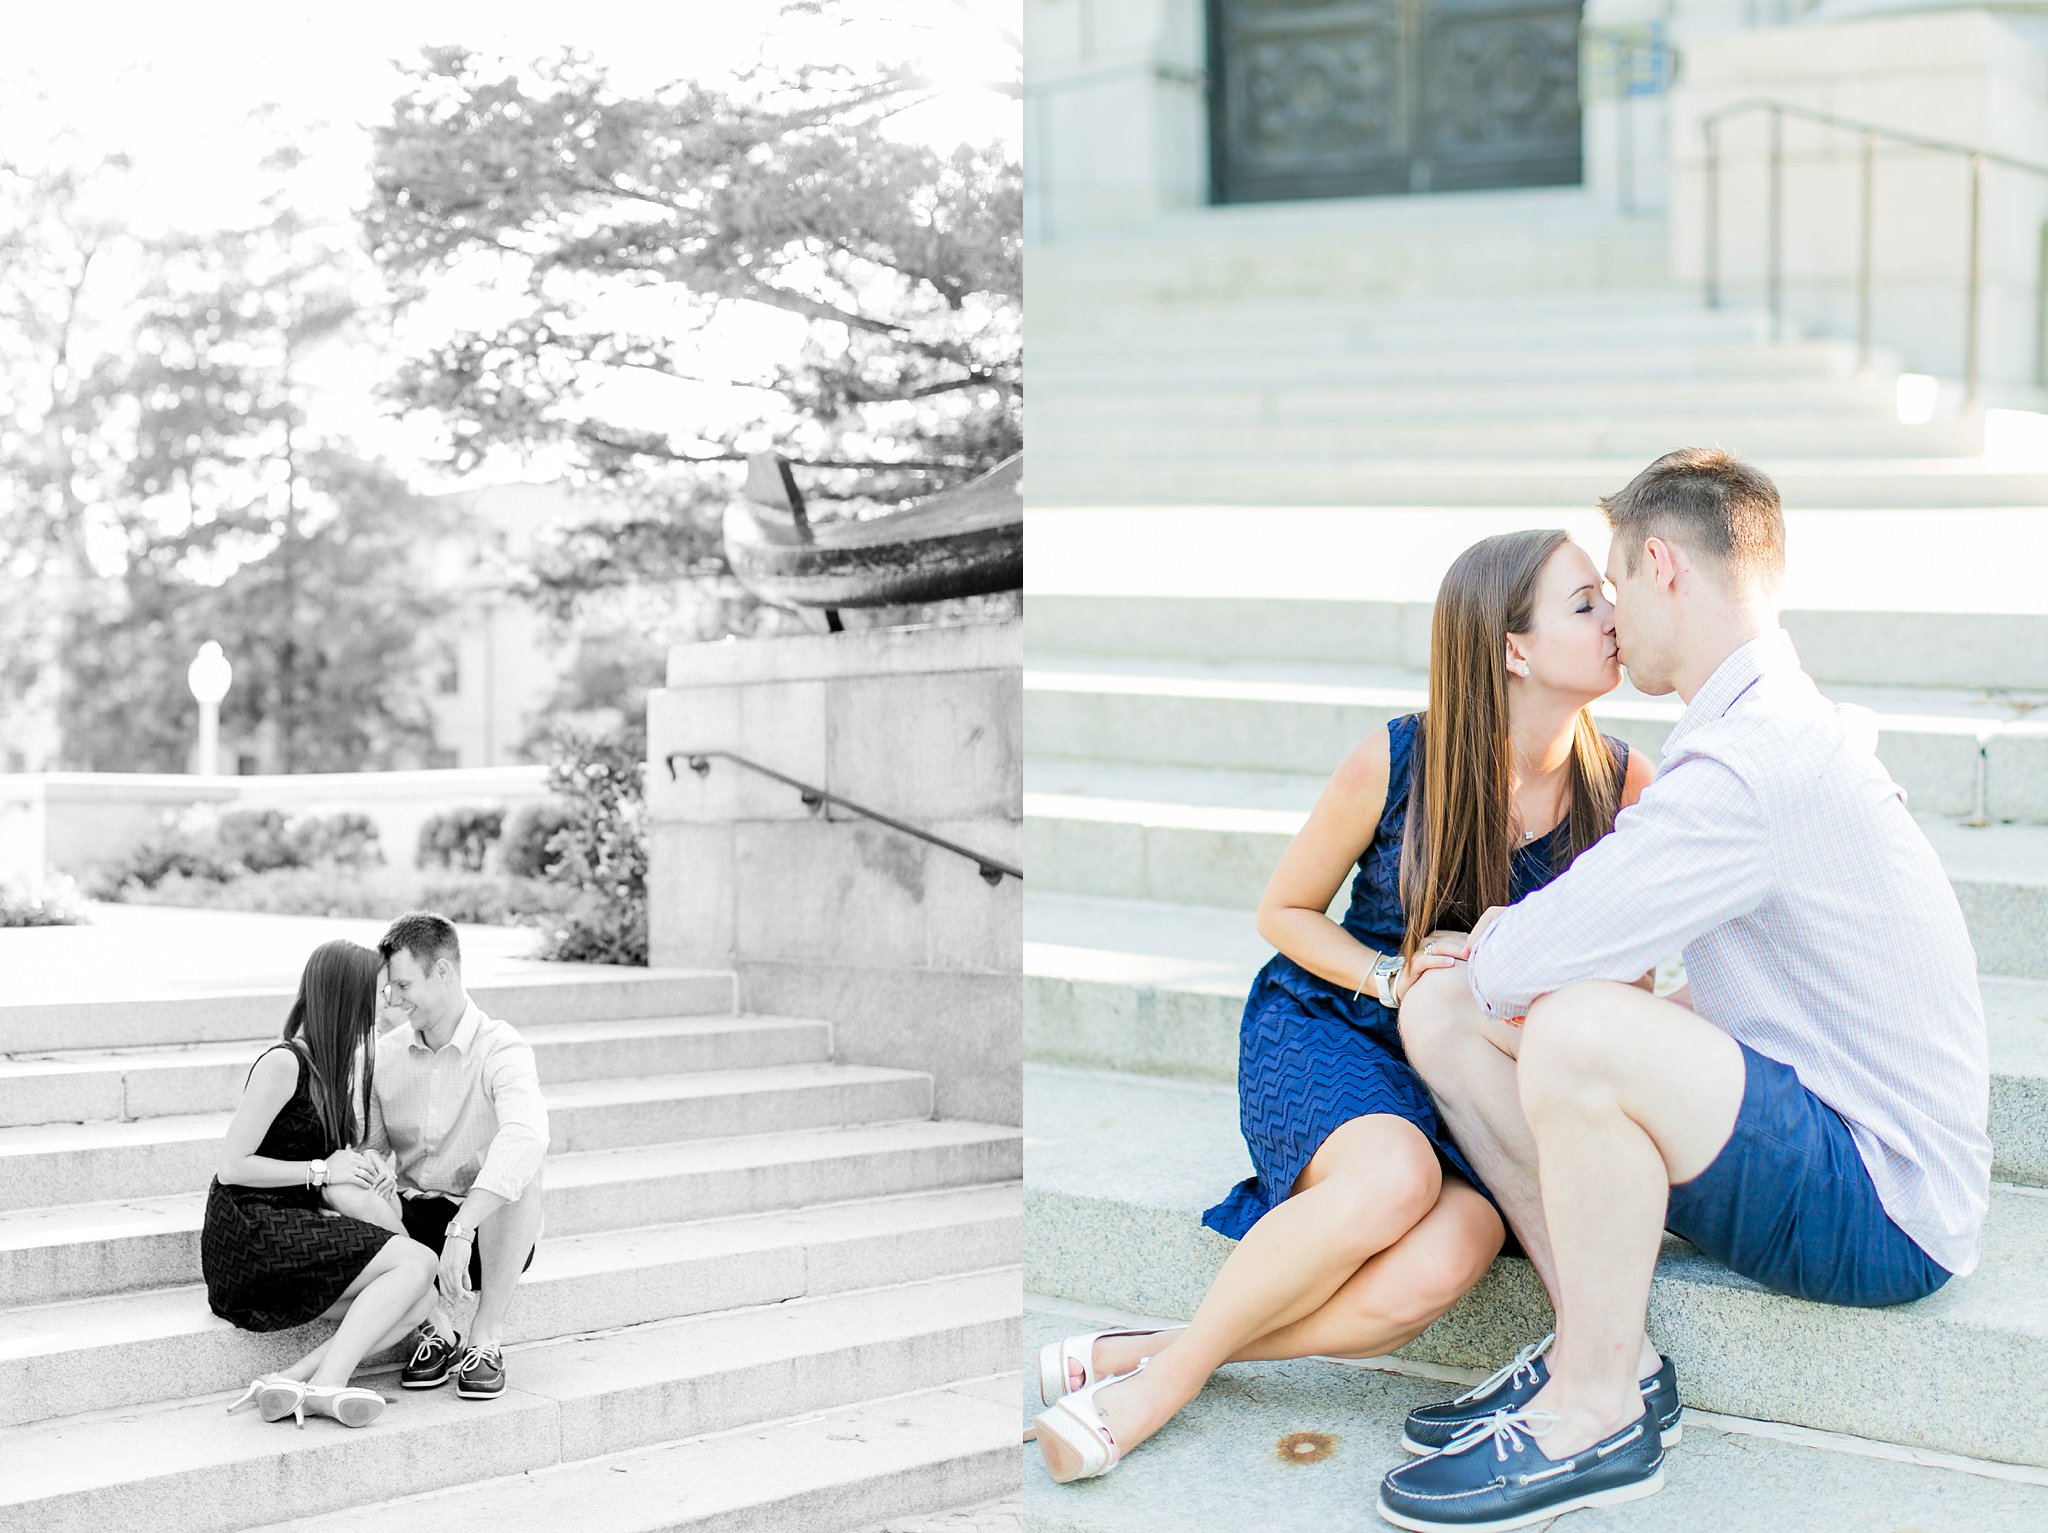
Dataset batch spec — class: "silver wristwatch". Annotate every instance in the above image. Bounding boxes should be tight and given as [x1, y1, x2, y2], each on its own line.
[308, 1159, 328, 1189]
[1369, 952, 1404, 1009]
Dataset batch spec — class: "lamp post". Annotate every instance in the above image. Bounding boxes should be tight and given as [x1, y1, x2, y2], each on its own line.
[187, 642, 232, 776]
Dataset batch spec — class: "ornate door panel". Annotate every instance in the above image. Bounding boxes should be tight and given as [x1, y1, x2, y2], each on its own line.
[1209, 0, 1583, 203]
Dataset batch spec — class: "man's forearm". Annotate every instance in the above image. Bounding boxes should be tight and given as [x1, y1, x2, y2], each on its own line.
[453, 1186, 509, 1232]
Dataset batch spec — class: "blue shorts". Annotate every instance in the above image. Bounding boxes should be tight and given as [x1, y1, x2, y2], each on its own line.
[1664, 1040, 1951, 1307]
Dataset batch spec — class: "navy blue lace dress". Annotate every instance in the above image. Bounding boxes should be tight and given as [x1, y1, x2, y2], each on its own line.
[1203, 713, 1629, 1240]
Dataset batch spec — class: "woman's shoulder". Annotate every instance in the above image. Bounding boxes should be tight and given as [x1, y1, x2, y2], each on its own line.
[1609, 733, 1655, 808]
[247, 1041, 307, 1089]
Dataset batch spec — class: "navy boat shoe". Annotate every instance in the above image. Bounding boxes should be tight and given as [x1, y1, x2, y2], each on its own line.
[1379, 1406, 1666, 1531]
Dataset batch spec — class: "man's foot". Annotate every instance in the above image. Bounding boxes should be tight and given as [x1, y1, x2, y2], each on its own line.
[1378, 1407, 1665, 1531]
[455, 1343, 506, 1399]
[1401, 1337, 1683, 1454]
[399, 1326, 462, 1390]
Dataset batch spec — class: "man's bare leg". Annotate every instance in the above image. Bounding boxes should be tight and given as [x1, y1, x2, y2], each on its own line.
[1514, 980, 1745, 1460]
[1399, 965, 1660, 1382]
[469, 1170, 545, 1352]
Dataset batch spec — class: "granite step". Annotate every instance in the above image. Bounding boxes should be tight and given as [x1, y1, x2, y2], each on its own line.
[1021, 759, 2048, 978]
[1025, 458, 2048, 509]
[0, 967, 739, 1055]
[1022, 374, 1904, 422]
[248, 1374, 1018, 1533]
[1025, 655, 2048, 821]
[0, 1062, 939, 1212]
[0, 1267, 1021, 1533]
[0, 1015, 836, 1129]
[0, 1182, 1021, 1425]
[1016, 1304, 2048, 1532]
[1031, 415, 1989, 462]
[0, 1117, 1023, 1306]
[1026, 338, 1896, 388]
[1022, 890, 2048, 1185]
[1023, 593, 2048, 694]
[1020, 1064, 2048, 1468]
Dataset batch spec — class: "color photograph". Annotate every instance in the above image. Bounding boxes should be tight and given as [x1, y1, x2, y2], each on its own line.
[1021, 1, 2048, 1529]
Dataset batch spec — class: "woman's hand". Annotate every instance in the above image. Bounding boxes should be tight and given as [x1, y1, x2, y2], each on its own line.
[1396, 932, 1468, 1006]
[323, 1147, 381, 1189]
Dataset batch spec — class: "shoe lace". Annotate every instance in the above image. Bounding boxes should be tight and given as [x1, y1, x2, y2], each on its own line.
[1453, 1332, 1554, 1404]
[408, 1332, 445, 1367]
[1448, 1407, 1560, 1462]
[457, 1344, 500, 1372]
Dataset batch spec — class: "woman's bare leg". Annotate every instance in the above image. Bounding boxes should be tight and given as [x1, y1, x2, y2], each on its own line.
[321, 1182, 404, 1233]
[1087, 1176, 1502, 1379]
[1078, 1115, 1444, 1454]
[274, 1234, 437, 1385]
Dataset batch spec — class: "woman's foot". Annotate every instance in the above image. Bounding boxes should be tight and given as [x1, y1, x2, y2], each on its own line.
[1081, 1355, 1195, 1458]
[1055, 1326, 1185, 1394]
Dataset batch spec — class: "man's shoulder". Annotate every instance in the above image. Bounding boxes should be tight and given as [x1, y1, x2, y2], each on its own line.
[470, 1008, 535, 1063]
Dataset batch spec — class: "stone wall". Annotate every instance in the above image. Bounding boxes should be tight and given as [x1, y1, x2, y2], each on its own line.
[646, 622, 1022, 1127]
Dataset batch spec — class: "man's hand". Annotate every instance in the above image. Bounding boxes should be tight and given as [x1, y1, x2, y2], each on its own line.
[1447, 907, 1509, 960]
[436, 1229, 474, 1300]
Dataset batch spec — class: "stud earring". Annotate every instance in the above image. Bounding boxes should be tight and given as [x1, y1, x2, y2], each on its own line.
[1512, 660, 1531, 677]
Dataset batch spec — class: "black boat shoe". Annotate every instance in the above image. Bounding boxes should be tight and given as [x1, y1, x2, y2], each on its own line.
[1402, 1335, 1683, 1454]
[399, 1326, 462, 1390]
[455, 1343, 506, 1399]
[1378, 1406, 1666, 1531]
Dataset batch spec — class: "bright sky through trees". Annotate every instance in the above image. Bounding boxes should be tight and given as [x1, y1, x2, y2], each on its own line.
[4, 0, 1019, 489]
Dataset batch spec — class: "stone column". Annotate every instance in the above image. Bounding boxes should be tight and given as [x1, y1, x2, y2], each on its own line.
[1025, 0, 1209, 240]
[646, 621, 1022, 1126]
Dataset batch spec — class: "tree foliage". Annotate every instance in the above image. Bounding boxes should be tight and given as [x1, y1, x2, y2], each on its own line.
[364, 27, 1020, 622]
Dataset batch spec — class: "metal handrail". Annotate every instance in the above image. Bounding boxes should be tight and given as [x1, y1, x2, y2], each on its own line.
[664, 749, 1021, 886]
[1700, 98, 2048, 401]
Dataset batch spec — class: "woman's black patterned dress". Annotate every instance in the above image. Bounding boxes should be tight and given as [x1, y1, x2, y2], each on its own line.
[201, 1042, 392, 1331]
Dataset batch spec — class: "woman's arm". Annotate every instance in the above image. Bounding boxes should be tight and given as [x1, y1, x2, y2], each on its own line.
[215, 1047, 381, 1190]
[1256, 729, 1456, 1000]
[215, 1048, 320, 1188]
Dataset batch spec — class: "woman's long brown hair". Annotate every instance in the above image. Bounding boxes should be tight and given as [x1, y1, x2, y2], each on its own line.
[1397, 529, 1621, 964]
[280, 939, 380, 1155]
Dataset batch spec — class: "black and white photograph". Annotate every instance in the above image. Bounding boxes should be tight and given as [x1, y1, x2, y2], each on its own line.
[0, 2, 1021, 1528]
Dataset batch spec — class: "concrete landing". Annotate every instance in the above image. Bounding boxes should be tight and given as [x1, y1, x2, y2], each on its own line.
[1018, 1306, 2048, 1532]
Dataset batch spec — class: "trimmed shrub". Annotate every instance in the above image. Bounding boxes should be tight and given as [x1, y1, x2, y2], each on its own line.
[415, 806, 505, 872]
[535, 727, 648, 966]
[498, 800, 575, 879]
[0, 874, 90, 927]
[288, 811, 383, 869]
[121, 865, 570, 925]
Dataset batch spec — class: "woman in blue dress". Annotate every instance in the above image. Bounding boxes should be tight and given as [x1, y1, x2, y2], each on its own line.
[1031, 529, 1656, 1482]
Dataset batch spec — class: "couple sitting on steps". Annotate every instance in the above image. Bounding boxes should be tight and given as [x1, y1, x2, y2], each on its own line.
[201, 911, 547, 1428]
[1028, 448, 1992, 1530]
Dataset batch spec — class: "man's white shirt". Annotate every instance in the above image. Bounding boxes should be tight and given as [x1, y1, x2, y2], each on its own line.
[1468, 629, 1991, 1276]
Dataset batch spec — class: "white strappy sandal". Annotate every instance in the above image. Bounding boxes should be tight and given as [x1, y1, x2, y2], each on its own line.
[296, 1382, 386, 1428]
[1028, 1358, 1148, 1484]
[225, 1375, 309, 1423]
[1035, 1326, 1184, 1406]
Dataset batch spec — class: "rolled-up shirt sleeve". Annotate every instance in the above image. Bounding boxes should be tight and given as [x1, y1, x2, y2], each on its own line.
[470, 1038, 549, 1200]
[1468, 750, 1773, 1020]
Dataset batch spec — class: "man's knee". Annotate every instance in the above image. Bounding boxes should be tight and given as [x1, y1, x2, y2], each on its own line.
[1518, 982, 1637, 1112]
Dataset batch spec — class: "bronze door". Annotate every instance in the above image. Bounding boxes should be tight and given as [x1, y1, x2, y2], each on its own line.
[1208, 0, 1584, 204]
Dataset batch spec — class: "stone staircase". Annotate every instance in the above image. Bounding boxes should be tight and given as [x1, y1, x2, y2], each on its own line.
[1020, 219, 2048, 1525]
[0, 969, 1022, 1532]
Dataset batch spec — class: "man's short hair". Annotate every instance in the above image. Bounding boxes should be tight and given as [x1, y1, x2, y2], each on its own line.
[1600, 448, 1785, 589]
[379, 910, 461, 973]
